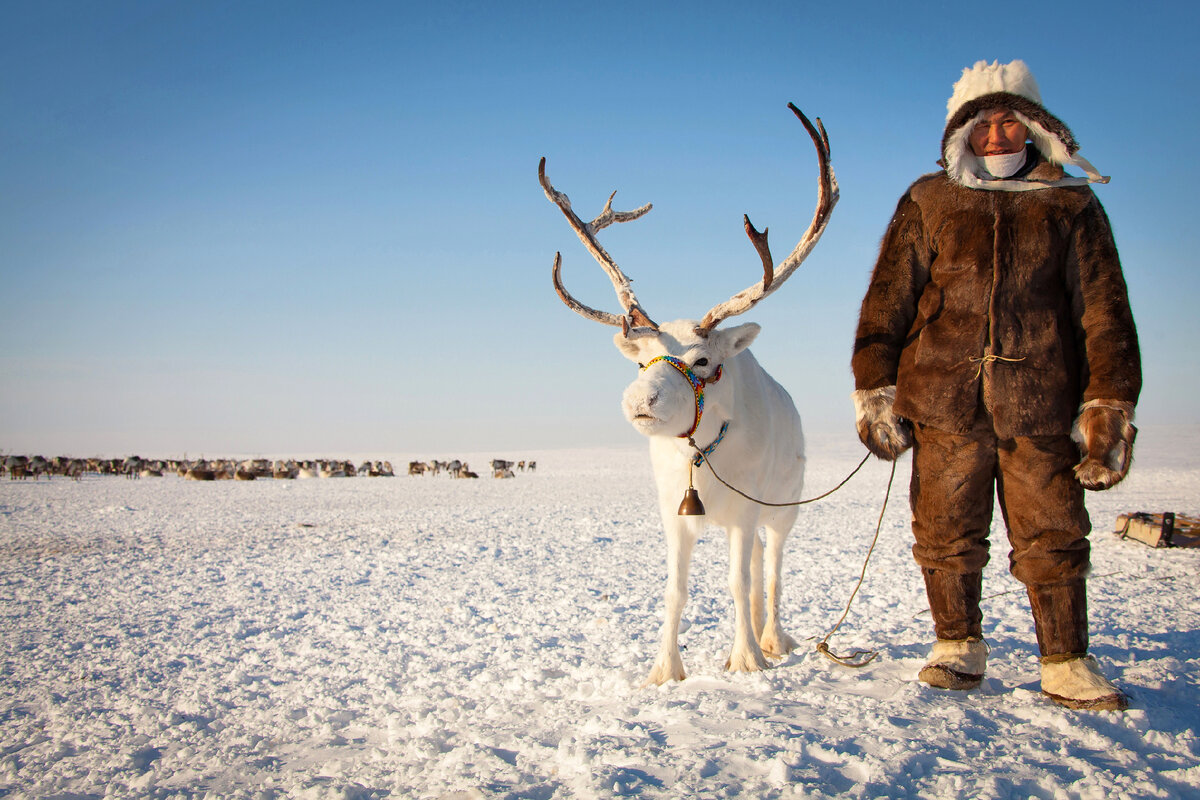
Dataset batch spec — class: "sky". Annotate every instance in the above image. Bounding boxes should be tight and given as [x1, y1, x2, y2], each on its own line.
[2, 0, 1198, 458]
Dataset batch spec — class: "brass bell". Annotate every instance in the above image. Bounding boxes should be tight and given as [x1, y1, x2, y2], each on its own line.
[678, 487, 706, 516]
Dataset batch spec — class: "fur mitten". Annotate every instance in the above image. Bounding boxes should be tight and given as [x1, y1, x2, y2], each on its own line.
[1071, 399, 1136, 490]
[852, 386, 913, 461]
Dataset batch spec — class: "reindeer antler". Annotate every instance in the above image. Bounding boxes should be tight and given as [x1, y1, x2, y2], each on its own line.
[539, 158, 659, 336]
[697, 104, 838, 334]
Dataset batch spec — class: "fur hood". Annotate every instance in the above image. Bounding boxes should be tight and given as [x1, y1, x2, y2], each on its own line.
[941, 60, 1109, 192]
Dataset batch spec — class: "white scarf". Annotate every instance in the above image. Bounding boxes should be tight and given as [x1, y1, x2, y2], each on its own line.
[980, 147, 1028, 179]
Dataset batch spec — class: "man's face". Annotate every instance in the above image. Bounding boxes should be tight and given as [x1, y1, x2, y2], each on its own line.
[969, 108, 1029, 156]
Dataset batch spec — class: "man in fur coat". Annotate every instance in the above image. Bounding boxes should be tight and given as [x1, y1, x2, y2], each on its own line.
[851, 60, 1140, 711]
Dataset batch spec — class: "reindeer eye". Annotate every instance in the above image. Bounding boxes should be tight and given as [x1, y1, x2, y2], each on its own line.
[637, 362, 646, 369]
[693, 358, 709, 368]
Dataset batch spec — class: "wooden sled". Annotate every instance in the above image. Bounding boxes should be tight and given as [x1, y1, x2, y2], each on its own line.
[1114, 512, 1200, 548]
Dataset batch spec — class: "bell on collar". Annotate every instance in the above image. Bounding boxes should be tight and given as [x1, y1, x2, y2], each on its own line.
[677, 487, 706, 516]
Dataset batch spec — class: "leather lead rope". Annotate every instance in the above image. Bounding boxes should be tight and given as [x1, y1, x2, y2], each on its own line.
[815, 459, 897, 668]
[687, 440, 896, 669]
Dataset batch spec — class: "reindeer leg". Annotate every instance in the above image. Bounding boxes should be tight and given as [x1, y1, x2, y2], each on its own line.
[644, 520, 695, 686]
[759, 521, 798, 659]
[750, 531, 766, 641]
[725, 523, 770, 673]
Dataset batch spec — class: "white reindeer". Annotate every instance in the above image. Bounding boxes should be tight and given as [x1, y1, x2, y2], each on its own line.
[540, 104, 837, 685]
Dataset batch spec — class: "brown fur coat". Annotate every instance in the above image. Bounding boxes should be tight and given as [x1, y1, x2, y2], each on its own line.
[852, 158, 1141, 438]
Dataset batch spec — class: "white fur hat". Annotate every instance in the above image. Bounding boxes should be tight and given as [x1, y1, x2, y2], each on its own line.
[946, 59, 1042, 123]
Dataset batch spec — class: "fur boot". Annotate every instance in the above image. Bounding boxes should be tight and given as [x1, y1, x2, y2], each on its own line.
[918, 638, 988, 690]
[1041, 655, 1128, 711]
[1072, 399, 1136, 490]
[852, 386, 912, 460]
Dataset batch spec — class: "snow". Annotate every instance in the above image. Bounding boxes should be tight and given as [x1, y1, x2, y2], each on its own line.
[2, 428, 1199, 799]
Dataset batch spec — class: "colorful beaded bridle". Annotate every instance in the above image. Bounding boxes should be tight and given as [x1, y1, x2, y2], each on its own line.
[640, 355, 723, 441]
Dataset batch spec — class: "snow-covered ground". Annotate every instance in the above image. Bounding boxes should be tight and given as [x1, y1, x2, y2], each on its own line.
[1, 427, 1198, 799]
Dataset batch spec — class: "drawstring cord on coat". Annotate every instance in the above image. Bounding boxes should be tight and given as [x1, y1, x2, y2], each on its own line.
[969, 353, 1026, 379]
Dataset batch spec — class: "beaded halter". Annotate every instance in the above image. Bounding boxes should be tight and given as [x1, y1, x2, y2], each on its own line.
[640, 355, 723, 440]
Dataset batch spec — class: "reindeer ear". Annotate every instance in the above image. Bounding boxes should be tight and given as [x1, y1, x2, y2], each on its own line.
[614, 330, 646, 362]
[714, 322, 761, 360]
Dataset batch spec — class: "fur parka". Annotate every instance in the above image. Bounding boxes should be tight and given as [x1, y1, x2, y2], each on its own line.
[852, 117, 1141, 439]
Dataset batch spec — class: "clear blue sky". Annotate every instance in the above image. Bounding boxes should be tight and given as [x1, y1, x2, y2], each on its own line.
[3, 1, 1197, 457]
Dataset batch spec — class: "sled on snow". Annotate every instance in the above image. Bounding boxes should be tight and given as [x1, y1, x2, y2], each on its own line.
[1114, 512, 1200, 548]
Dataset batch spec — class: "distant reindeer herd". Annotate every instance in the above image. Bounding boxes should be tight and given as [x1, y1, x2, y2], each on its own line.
[1, 454, 538, 482]
[406, 459, 537, 479]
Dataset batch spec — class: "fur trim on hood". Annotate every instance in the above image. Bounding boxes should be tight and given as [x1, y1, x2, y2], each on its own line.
[941, 60, 1109, 192]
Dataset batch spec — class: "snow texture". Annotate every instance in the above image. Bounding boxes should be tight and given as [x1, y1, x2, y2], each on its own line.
[1, 428, 1198, 799]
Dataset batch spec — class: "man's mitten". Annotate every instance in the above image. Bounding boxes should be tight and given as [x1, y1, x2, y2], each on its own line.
[853, 385, 913, 461]
[1071, 399, 1136, 490]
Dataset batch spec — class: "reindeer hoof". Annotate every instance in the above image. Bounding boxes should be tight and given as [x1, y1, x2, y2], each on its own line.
[643, 655, 686, 686]
[725, 647, 770, 673]
[760, 632, 798, 660]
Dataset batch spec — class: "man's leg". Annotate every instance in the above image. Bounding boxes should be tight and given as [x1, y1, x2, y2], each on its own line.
[996, 432, 1091, 656]
[910, 417, 996, 689]
[998, 433, 1127, 710]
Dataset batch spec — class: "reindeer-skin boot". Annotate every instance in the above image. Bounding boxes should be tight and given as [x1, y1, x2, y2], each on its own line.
[1041, 655, 1128, 711]
[918, 569, 987, 690]
[918, 638, 989, 690]
[1028, 581, 1127, 710]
